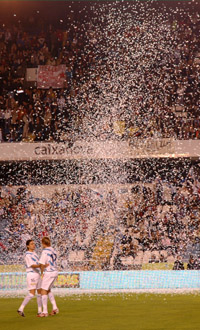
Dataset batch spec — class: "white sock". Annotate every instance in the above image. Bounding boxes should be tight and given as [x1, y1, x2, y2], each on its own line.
[48, 292, 58, 310]
[37, 294, 42, 313]
[42, 294, 48, 314]
[19, 293, 34, 312]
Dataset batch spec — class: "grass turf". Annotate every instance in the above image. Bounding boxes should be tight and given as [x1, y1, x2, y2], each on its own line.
[0, 293, 200, 330]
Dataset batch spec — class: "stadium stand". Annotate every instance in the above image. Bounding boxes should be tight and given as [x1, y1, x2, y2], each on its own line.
[1, 162, 200, 270]
[0, 5, 199, 142]
[0, 2, 200, 273]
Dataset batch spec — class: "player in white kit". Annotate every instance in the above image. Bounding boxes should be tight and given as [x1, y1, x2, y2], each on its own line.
[17, 240, 43, 317]
[38, 237, 59, 317]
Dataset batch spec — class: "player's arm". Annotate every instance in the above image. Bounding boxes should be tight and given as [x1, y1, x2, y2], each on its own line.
[31, 264, 41, 269]
[40, 263, 46, 276]
[25, 255, 41, 270]
[39, 251, 49, 275]
[31, 263, 49, 269]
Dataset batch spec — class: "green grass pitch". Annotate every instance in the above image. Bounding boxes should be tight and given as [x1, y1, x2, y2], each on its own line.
[1, 293, 200, 330]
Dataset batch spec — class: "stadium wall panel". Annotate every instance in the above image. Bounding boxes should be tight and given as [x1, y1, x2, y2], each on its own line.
[1, 271, 200, 291]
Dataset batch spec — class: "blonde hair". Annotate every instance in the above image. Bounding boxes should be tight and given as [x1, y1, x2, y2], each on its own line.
[42, 237, 51, 247]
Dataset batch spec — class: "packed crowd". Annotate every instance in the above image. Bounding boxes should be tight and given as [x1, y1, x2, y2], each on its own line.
[0, 164, 200, 270]
[0, 4, 200, 142]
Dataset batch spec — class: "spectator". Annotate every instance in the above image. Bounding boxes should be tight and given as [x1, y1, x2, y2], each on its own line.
[187, 255, 198, 270]
[173, 255, 185, 270]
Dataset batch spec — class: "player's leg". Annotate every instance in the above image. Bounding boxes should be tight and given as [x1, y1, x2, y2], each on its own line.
[40, 288, 49, 317]
[47, 273, 59, 315]
[36, 288, 42, 315]
[48, 289, 59, 315]
[36, 275, 42, 315]
[38, 273, 58, 317]
[39, 273, 50, 317]
[17, 289, 35, 317]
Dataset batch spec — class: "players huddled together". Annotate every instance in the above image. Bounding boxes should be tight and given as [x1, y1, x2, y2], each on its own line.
[17, 237, 59, 318]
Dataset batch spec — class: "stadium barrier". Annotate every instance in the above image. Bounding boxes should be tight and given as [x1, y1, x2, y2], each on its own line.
[1, 271, 200, 291]
[1, 140, 200, 161]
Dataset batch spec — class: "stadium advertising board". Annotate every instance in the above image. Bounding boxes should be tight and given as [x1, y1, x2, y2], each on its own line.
[0, 273, 80, 290]
[55, 273, 80, 288]
[1, 139, 199, 161]
[0, 273, 27, 290]
[0, 139, 199, 161]
[1, 271, 200, 291]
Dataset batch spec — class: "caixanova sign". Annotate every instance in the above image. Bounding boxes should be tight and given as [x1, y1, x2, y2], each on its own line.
[34, 143, 94, 157]
[0, 139, 199, 161]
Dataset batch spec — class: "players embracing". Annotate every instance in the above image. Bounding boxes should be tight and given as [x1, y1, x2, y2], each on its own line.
[18, 236, 59, 318]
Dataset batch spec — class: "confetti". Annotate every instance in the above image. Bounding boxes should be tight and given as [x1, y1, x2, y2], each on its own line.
[0, 1, 200, 276]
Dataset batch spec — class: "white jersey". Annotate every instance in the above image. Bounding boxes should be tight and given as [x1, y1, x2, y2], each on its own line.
[25, 251, 40, 274]
[39, 247, 58, 273]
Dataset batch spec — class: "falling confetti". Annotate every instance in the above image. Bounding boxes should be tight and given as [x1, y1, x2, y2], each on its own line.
[0, 1, 200, 278]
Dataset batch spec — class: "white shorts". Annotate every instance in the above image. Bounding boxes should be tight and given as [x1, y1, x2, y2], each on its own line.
[41, 271, 58, 291]
[27, 273, 41, 291]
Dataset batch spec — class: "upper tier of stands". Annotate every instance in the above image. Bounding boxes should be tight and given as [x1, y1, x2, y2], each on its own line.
[0, 3, 200, 143]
